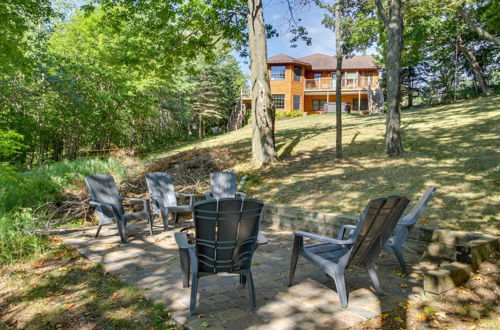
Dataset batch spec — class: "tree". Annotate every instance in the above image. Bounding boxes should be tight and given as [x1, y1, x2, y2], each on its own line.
[334, 0, 343, 159]
[247, 0, 279, 167]
[375, 0, 405, 157]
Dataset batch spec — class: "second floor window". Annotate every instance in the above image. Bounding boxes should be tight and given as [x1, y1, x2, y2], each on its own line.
[293, 66, 302, 82]
[270, 65, 286, 80]
[314, 72, 322, 80]
[273, 94, 285, 109]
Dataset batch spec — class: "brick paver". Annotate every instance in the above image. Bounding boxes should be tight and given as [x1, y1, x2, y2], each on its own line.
[57, 220, 424, 329]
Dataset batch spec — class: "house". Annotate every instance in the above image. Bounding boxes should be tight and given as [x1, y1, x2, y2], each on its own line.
[267, 53, 383, 115]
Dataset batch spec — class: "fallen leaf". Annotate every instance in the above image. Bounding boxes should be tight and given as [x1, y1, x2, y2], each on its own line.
[399, 283, 409, 288]
[423, 306, 437, 315]
[417, 313, 427, 321]
[32, 260, 45, 269]
[66, 303, 76, 309]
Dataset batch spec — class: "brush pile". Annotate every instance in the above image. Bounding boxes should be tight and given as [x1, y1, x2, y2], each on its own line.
[46, 147, 235, 225]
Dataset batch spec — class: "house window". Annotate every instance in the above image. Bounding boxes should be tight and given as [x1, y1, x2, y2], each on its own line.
[365, 71, 374, 85]
[273, 94, 285, 109]
[293, 95, 301, 110]
[270, 65, 286, 80]
[346, 72, 357, 79]
[314, 72, 322, 80]
[312, 99, 326, 111]
[293, 66, 302, 82]
[353, 99, 369, 111]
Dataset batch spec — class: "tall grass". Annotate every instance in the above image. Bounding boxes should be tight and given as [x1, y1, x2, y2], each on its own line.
[0, 158, 127, 263]
[0, 158, 127, 212]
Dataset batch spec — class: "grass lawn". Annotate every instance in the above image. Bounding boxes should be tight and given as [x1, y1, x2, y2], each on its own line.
[0, 238, 179, 329]
[145, 95, 500, 235]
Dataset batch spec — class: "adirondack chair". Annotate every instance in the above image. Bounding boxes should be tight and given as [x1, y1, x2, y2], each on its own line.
[338, 187, 436, 274]
[174, 198, 265, 315]
[145, 172, 196, 230]
[84, 174, 153, 243]
[204, 172, 247, 199]
[289, 196, 410, 308]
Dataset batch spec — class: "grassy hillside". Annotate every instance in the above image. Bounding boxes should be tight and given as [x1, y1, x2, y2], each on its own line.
[147, 95, 500, 235]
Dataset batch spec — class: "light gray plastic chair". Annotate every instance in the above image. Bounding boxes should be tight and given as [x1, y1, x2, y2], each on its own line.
[145, 172, 196, 230]
[204, 172, 247, 199]
[84, 174, 153, 243]
[289, 196, 410, 308]
[338, 187, 436, 274]
[175, 198, 265, 315]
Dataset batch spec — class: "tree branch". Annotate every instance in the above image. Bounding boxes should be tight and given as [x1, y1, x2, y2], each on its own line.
[457, 6, 500, 46]
[375, 0, 388, 28]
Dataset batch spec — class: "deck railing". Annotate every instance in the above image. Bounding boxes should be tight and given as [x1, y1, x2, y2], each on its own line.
[304, 77, 376, 90]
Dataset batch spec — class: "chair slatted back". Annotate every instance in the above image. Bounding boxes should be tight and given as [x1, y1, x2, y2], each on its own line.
[84, 174, 124, 215]
[193, 198, 264, 274]
[347, 196, 410, 267]
[145, 172, 177, 207]
[210, 172, 237, 199]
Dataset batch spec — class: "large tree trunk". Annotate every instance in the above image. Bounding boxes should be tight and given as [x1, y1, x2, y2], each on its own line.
[247, 0, 279, 167]
[457, 37, 494, 96]
[335, 0, 343, 159]
[377, 0, 405, 157]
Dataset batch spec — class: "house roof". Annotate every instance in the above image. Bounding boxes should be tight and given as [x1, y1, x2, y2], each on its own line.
[267, 53, 378, 70]
[267, 53, 312, 68]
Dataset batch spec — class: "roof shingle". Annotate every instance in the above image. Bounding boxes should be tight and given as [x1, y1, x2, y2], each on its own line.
[267, 53, 378, 70]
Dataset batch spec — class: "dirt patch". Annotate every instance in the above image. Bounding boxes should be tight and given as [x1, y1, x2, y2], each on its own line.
[353, 252, 500, 329]
[0, 238, 180, 329]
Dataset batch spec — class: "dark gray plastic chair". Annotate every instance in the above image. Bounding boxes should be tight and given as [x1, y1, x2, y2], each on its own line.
[175, 198, 265, 315]
[145, 172, 196, 230]
[84, 174, 153, 243]
[204, 172, 247, 199]
[289, 196, 410, 308]
[338, 187, 436, 274]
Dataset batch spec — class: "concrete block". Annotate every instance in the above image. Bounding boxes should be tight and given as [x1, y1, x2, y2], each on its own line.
[456, 237, 499, 270]
[423, 262, 472, 295]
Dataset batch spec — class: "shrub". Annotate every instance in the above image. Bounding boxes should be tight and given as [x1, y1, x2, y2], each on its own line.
[0, 209, 50, 263]
[0, 158, 127, 213]
[276, 110, 303, 118]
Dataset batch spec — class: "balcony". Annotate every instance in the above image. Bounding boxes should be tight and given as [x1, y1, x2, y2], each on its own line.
[304, 77, 376, 91]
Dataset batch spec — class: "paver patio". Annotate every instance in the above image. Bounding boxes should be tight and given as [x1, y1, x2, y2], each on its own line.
[57, 220, 430, 329]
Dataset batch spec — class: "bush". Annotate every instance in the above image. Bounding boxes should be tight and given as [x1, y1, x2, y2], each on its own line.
[276, 110, 303, 118]
[0, 209, 50, 263]
[0, 157, 128, 263]
[0, 158, 127, 213]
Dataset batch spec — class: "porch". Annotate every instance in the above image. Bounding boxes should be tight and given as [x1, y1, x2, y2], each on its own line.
[304, 77, 377, 92]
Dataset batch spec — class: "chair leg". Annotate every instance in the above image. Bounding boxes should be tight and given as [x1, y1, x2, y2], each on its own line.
[239, 274, 247, 285]
[179, 248, 191, 288]
[95, 225, 103, 238]
[246, 270, 257, 310]
[331, 270, 348, 308]
[189, 272, 199, 315]
[148, 213, 154, 236]
[391, 246, 408, 274]
[289, 235, 301, 286]
[175, 212, 180, 226]
[160, 208, 169, 231]
[117, 219, 126, 243]
[367, 262, 383, 296]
